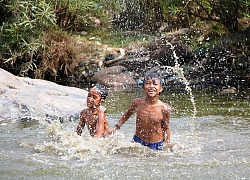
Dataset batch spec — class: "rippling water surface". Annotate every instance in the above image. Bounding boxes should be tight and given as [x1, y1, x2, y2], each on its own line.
[0, 88, 249, 179]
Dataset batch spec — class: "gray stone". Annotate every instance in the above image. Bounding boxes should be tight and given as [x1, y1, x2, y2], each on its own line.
[0, 68, 88, 121]
[91, 66, 127, 82]
[221, 87, 237, 94]
[97, 74, 138, 90]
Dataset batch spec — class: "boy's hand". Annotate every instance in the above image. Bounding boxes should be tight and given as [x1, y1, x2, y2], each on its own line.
[104, 126, 118, 137]
[104, 129, 114, 137]
[104, 130, 112, 137]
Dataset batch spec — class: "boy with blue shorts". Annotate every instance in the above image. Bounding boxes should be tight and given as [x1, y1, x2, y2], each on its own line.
[106, 73, 171, 150]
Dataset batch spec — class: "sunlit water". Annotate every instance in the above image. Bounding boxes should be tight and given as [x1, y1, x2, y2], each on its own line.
[0, 88, 249, 179]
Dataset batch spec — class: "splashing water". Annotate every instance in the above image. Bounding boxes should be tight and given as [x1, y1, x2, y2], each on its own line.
[20, 118, 197, 162]
[166, 42, 199, 151]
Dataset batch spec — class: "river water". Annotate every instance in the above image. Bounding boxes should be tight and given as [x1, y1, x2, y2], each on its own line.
[0, 87, 249, 179]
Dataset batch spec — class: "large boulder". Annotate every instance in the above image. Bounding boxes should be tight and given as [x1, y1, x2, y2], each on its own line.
[91, 66, 127, 82]
[91, 66, 138, 90]
[149, 41, 194, 67]
[220, 87, 237, 94]
[97, 73, 138, 90]
[104, 56, 151, 75]
[0, 68, 88, 121]
[145, 28, 189, 51]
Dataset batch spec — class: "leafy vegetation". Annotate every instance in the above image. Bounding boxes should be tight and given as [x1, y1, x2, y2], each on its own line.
[0, 0, 99, 79]
[0, 0, 57, 75]
[0, 0, 249, 86]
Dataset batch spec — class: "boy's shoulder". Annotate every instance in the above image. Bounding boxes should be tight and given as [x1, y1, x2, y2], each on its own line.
[132, 97, 145, 103]
[80, 108, 88, 114]
[161, 102, 172, 111]
[156, 99, 170, 108]
[97, 108, 106, 115]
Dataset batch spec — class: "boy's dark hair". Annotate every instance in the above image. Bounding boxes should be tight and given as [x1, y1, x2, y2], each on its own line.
[91, 84, 109, 100]
[142, 73, 164, 87]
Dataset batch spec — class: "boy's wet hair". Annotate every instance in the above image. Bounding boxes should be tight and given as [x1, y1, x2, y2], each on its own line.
[91, 84, 109, 100]
[142, 73, 164, 87]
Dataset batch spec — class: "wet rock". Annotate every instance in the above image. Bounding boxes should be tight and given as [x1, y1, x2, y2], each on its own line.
[90, 65, 138, 90]
[149, 41, 194, 67]
[105, 54, 115, 61]
[0, 68, 88, 121]
[97, 73, 138, 91]
[145, 28, 189, 51]
[221, 87, 237, 94]
[104, 56, 151, 75]
[91, 66, 127, 82]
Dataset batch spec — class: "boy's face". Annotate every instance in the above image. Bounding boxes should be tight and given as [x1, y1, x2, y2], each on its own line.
[143, 77, 163, 97]
[87, 88, 104, 109]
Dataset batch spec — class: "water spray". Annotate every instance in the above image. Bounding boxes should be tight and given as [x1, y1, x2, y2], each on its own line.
[166, 42, 199, 151]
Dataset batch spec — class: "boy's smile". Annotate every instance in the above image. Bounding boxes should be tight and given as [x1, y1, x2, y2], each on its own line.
[147, 88, 156, 93]
[143, 77, 163, 97]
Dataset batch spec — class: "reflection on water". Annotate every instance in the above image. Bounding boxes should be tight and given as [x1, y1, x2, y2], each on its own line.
[0, 88, 249, 179]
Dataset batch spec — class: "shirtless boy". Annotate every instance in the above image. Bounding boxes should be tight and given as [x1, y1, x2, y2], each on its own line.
[106, 73, 171, 150]
[76, 84, 109, 138]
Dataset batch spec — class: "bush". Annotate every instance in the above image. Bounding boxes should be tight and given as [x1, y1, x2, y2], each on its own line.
[0, 0, 57, 75]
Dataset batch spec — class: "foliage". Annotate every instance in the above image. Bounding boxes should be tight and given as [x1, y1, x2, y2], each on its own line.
[163, 0, 249, 33]
[35, 31, 77, 81]
[83, 27, 154, 48]
[0, 0, 101, 79]
[49, 0, 98, 30]
[111, 0, 165, 33]
[0, 0, 249, 85]
[0, 0, 57, 75]
[110, 0, 249, 34]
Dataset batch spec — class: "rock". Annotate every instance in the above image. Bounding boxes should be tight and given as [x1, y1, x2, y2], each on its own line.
[0, 68, 88, 121]
[104, 56, 151, 75]
[91, 66, 127, 82]
[94, 28, 195, 85]
[221, 87, 237, 94]
[91, 66, 138, 90]
[146, 28, 189, 51]
[146, 66, 175, 78]
[149, 41, 194, 66]
[105, 54, 115, 61]
[119, 48, 126, 56]
[97, 73, 138, 91]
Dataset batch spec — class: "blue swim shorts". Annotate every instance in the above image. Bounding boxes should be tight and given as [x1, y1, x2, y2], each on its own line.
[133, 135, 163, 150]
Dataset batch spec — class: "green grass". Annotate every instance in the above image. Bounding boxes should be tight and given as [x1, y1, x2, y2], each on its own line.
[73, 27, 155, 48]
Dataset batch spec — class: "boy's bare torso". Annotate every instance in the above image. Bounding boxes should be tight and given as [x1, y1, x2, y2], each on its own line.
[80, 108, 108, 137]
[134, 98, 170, 143]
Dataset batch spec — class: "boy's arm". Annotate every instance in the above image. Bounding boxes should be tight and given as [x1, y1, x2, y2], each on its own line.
[162, 105, 171, 143]
[76, 111, 85, 136]
[108, 99, 137, 134]
[93, 110, 106, 138]
[116, 99, 137, 128]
